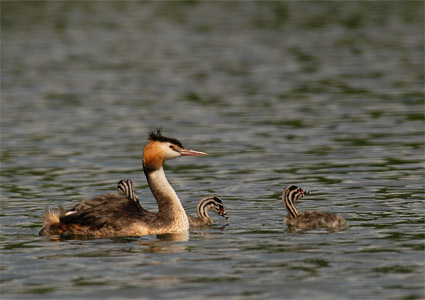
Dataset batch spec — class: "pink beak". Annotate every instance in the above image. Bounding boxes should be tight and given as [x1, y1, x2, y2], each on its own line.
[178, 149, 208, 156]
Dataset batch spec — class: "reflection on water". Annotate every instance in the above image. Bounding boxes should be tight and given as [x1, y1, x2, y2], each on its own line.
[1, 2, 424, 300]
[140, 233, 189, 253]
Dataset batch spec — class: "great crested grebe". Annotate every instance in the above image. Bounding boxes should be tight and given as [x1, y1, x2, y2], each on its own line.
[283, 185, 347, 230]
[117, 179, 229, 227]
[39, 129, 208, 237]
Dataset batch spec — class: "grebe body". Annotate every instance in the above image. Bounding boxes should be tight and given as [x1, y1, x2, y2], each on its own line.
[39, 129, 207, 237]
[283, 185, 347, 230]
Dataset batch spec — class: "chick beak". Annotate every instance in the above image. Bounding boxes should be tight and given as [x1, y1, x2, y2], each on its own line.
[219, 208, 229, 220]
[301, 189, 311, 196]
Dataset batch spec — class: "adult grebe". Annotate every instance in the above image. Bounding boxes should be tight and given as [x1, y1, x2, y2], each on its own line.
[39, 129, 207, 237]
[117, 179, 229, 227]
[283, 185, 348, 230]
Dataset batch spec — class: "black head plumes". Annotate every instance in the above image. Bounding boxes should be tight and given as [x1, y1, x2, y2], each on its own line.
[148, 128, 184, 148]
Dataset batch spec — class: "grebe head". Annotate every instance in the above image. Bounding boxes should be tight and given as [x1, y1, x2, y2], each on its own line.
[143, 129, 207, 171]
[283, 185, 311, 203]
[210, 196, 229, 220]
[198, 196, 229, 220]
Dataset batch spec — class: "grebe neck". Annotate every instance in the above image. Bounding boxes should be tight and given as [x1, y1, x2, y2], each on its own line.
[144, 167, 187, 220]
[196, 199, 212, 219]
[284, 193, 300, 219]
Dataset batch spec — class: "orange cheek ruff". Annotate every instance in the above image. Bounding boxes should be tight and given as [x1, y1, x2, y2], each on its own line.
[143, 141, 165, 171]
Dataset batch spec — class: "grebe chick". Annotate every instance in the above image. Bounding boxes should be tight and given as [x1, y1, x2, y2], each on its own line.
[117, 180, 229, 227]
[117, 179, 140, 203]
[188, 196, 229, 227]
[283, 185, 347, 230]
[39, 129, 208, 237]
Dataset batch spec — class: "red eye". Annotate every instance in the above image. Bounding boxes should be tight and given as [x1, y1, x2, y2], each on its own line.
[169, 145, 174, 149]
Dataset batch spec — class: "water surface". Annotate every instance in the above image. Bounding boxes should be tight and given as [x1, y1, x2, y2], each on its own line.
[1, 2, 424, 300]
